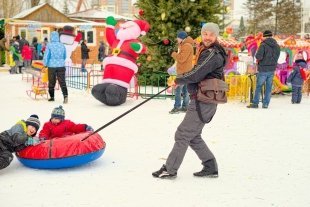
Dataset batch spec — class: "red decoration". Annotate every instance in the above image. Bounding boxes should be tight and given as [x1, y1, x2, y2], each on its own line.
[225, 27, 233, 35]
[232, 56, 239, 62]
[139, 9, 144, 16]
[163, 39, 170, 45]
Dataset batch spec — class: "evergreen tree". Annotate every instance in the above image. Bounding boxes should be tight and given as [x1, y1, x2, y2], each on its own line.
[63, 1, 70, 15]
[31, 0, 40, 7]
[135, 0, 222, 74]
[244, 0, 273, 34]
[236, 16, 246, 39]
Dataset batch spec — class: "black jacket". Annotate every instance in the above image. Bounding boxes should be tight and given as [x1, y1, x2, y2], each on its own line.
[255, 37, 280, 72]
[176, 42, 227, 95]
[98, 44, 106, 61]
[81, 43, 90, 59]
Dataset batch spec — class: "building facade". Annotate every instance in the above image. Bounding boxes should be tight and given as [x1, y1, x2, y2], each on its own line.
[97, 0, 133, 17]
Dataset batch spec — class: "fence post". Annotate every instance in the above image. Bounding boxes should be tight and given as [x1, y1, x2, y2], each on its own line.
[87, 70, 91, 91]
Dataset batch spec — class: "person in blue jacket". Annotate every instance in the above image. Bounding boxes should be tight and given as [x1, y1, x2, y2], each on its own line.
[287, 54, 307, 104]
[43, 31, 68, 104]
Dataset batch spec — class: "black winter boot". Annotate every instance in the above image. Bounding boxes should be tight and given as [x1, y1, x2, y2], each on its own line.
[152, 164, 177, 179]
[193, 159, 218, 177]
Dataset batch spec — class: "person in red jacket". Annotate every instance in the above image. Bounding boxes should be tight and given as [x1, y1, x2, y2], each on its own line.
[21, 42, 32, 69]
[38, 105, 93, 140]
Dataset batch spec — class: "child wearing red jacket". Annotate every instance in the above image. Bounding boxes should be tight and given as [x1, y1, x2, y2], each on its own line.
[39, 106, 93, 140]
[21, 42, 32, 68]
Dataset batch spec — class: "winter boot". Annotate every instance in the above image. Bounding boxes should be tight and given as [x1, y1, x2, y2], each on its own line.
[193, 159, 218, 177]
[63, 96, 68, 104]
[169, 108, 180, 114]
[152, 164, 177, 179]
[246, 103, 258, 108]
[48, 97, 55, 102]
[180, 106, 187, 112]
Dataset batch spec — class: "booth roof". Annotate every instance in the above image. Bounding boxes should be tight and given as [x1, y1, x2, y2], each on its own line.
[218, 37, 243, 48]
[67, 8, 133, 21]
[13, 4, 47, 19]
[5, 19, 106, 27]
[275, 37, 310, 49]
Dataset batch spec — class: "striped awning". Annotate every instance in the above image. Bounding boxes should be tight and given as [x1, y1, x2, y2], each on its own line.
[195, 36, 242, 48]
[218, 37, 243, 48]
[276, 37, 310, 50]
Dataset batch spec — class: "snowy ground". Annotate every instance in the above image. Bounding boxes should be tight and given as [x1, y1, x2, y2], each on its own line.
[0, 72, 310, 207]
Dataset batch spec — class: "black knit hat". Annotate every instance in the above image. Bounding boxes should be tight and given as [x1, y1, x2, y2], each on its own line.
[263, 30, 273, 37]
[26, 114, 40, 136]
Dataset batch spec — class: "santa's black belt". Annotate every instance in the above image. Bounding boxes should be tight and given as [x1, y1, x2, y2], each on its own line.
[119, 51, 136, 62]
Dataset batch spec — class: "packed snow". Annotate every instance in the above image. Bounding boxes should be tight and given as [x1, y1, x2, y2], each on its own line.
[0, 72, 310, 207]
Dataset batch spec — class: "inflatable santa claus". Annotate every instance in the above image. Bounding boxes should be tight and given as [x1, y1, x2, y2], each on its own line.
[92, 16, 150, 106]
[59, 25, 82, 67]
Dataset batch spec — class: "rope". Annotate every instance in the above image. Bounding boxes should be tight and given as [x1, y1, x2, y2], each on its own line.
[81, 86, 170, 141]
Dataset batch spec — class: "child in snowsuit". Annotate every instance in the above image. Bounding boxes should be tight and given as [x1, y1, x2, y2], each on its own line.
[39, 106, 94, 140]
[287, 57, 307, 104]
[0, 115, 41, 170]
[21, 42, 32, 69]
[9, 40, 23, 74]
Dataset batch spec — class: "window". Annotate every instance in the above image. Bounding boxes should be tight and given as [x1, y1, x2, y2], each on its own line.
[107, 0, 115, 4]
[107, 6, 116, 13]
[78, 27, 96, 46]
[41, 27, 50, 42]
[18, 28, 27, 39]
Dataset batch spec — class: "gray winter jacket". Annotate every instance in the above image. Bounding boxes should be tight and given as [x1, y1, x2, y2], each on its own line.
[0, 121, 29, 152]
[255, 37, 280, 72]
[176, 42, 227, 95]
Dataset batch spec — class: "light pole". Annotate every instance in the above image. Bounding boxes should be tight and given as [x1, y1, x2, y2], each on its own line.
[298, 0, 305, 38]
[274, 0, 279, 35]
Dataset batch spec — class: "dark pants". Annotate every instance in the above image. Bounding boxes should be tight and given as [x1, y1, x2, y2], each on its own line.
[81, 59, 87, 71]
[165, 100, 218, 174]
[292, 85, 302, 103]
[48, 67, 68, 98]
[0, 137, 13, 170]
[91, 83, 127, 106]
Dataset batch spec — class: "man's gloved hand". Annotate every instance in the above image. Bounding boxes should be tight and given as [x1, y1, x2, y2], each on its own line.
[25, 137, 41, 146]
[86, 125, 94, 132]
[106, 16, 117, 26]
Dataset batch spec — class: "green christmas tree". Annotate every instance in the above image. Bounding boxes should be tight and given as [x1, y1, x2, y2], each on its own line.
[135, 0, 223, 74]
[236, 16, 246, 40]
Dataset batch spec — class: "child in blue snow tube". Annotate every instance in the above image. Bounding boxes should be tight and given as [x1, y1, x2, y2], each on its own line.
[0, 115, 41, 170]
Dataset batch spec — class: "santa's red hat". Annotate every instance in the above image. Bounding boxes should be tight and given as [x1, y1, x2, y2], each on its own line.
[133, 20, 150, 36]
